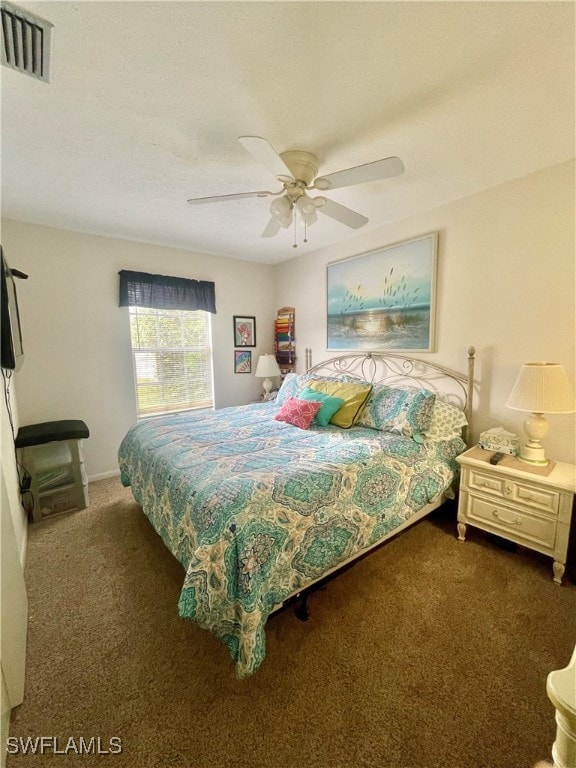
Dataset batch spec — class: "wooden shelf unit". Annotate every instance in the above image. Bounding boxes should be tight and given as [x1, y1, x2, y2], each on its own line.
[274, 307, 296, 376]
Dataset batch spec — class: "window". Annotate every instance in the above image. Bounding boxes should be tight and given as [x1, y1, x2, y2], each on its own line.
[119, 268, 216, 417]
[129, 306, 213, 417]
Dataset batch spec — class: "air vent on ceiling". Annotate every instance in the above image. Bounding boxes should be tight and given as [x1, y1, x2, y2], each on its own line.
[1, 1, 53, 82]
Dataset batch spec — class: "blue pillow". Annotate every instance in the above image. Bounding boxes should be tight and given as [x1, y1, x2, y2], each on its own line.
[274, 373, 300, 407]
[356, 384, 436, 441]
[298, 387, 345, 427]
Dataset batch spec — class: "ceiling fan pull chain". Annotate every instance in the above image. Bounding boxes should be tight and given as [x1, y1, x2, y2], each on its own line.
[293, 215, 298, 248]
[303, 220, 308, 244]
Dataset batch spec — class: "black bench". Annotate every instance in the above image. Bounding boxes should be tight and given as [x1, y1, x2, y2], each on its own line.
[15, 419, 89, 448]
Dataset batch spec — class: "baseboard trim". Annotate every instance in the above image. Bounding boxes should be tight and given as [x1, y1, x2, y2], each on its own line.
[19, 519, 27, 567]
[88, 469, 121, 483]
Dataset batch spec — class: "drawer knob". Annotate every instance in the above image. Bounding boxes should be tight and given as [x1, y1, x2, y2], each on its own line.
[477, 479, 488, 487]
[492, 509, 521, 526]
[504, 484, 513, 496]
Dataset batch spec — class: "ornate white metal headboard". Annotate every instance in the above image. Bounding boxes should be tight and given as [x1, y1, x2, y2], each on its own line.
[305, 346, 476, 445]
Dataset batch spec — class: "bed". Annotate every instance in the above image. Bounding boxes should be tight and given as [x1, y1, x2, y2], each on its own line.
[118, 348, 476, 677]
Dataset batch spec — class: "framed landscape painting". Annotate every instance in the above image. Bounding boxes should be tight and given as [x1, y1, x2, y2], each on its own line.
[326, 233, 438, 352]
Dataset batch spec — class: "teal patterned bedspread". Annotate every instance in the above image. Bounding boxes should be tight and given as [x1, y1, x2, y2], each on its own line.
[118, 403, 465, 677]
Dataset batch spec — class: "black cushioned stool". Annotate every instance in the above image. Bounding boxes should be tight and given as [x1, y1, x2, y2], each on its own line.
[15, 420, 90, 523]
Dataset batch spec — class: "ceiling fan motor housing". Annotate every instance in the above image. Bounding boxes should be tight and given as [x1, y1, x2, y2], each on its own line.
[279, 150, 319, 186]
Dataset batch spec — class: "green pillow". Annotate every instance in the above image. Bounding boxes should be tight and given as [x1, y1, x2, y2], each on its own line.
[298, 387, 346, 427]
[307, 380, 373, 428]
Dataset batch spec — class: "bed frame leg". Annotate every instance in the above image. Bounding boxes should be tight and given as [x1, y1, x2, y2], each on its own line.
[294, 593, 310, 621]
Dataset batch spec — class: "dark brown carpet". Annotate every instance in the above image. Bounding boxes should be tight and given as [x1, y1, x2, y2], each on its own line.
[8, 477, 576, 767]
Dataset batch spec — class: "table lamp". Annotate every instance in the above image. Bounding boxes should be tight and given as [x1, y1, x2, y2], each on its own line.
[506, 362, 575, 465]
[255, 354, 281, 395]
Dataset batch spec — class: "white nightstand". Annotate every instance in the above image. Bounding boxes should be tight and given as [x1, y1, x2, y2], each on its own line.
[456, 447, 576, 584]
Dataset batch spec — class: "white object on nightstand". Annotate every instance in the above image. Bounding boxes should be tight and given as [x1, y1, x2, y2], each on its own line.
[255, 354, 281, 395]
[478, 426, 519, 456]
[547, 644, 576, 768]
[506, 362, 575, 466]
[456, 447, 576, 584]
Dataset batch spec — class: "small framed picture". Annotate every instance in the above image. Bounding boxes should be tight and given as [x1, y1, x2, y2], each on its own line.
[234, 350, 252, 373]
[233, 315, 256, 347]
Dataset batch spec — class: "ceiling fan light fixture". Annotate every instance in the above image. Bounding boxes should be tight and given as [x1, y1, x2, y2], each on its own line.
[295, 195, 317, 225]
[270, 195, 293, 227]
[295, 195, 315, 215]
[300, 210, 317, 226]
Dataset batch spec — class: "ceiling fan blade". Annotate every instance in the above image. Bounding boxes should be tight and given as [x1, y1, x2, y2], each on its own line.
[239, 136, 294, 180]
[313, 156, 404, 191]
[261, 218, 282, 238]
[187, 190, 278, 205]
[315, 197, 368, 229]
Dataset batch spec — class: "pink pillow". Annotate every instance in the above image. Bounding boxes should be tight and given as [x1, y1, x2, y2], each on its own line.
[274, 397, 322, 429]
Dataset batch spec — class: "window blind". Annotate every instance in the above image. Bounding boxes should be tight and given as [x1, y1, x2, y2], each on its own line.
[129, 306, 214, 417]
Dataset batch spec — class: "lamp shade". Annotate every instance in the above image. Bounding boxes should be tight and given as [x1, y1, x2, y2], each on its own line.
[255, 354, 281, 379]
[506, 363, 575, 414]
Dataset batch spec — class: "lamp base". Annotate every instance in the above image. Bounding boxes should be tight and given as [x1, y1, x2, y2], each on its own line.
[518, 440, 549, 466]
[262, 378, 273, 395]
[518, 413, 550, 465]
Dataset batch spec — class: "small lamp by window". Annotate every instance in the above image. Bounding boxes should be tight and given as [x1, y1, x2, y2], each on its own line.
[255, 354, 281, 395]
[506, 362, 575, 465]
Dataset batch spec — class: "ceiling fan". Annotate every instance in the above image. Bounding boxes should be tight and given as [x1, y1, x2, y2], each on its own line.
[187, 137, 404, 244]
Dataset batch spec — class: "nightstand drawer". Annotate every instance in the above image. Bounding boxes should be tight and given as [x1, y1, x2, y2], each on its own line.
[511, 481, 560, 514]
[465, 469, 560, 515]
[467, 496, 557, 549]
[466, 468, 507, 496]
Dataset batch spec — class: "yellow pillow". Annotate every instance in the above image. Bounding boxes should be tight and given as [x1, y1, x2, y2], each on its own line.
[308, 379, 372, 428]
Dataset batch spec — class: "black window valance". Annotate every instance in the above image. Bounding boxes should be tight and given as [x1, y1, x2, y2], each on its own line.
[118, 270, 216, 314]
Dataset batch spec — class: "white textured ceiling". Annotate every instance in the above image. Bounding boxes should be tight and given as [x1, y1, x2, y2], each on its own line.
[2, 1, 574, 264]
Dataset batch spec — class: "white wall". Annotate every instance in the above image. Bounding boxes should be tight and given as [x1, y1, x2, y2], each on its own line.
[0, 222, 276, 478]
[275, 160, 576, 464]
[2, 160, 574, 476]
